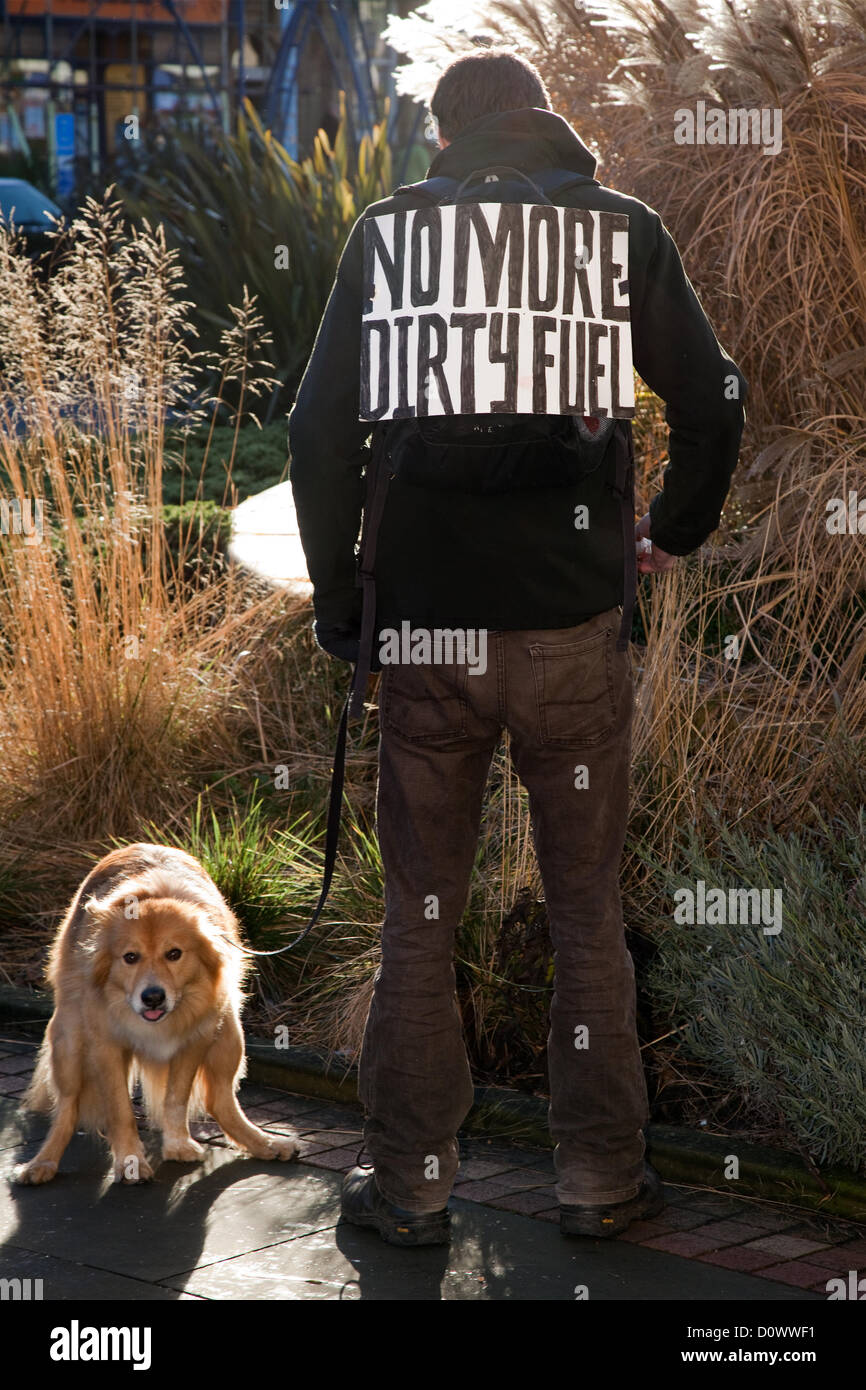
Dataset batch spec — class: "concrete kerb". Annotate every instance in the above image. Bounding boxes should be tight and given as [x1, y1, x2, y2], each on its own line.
[2, 984, 864, 1222]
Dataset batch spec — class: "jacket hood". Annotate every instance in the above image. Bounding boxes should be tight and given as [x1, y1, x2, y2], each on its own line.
[426, 107, 597, 182]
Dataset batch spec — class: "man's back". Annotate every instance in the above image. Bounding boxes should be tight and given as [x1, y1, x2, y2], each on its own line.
[289, 105, 746, 645]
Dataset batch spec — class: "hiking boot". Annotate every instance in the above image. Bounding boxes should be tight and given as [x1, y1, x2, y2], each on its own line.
[340, 1166, 451, 1247]
[560, 1163, 665, 1238]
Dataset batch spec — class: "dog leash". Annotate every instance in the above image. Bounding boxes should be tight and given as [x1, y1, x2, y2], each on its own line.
[223, 438, 389, 960]
[220, 689, 352, 958]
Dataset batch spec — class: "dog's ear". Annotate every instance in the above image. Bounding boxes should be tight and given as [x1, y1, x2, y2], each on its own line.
[83, 894, 115, 931]
[89, 940, 114, 989]
[85, 879, 149, 927]
[194, 919, 229, 982]
[81, 895, 119, 987]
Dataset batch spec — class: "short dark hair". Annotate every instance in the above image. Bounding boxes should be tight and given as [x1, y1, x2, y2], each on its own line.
[430, 47, 551, 142]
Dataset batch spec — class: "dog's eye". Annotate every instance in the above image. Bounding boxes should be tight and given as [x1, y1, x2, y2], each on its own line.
[165, 948, 182, 962]
[123, 952, 139, 964]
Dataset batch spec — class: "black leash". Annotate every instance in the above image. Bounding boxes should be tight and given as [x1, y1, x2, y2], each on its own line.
[225, 456, 387, 961]
[613, 421, 637, 651]
[224, 438, 389, 958]
[223, 689, 352, 958]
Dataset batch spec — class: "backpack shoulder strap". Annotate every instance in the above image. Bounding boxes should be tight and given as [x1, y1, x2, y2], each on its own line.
[392, 169, 595, 205]
[391, 175, 460, 204]
[532, 167, 598, 199]
[348, 430, 391, 719]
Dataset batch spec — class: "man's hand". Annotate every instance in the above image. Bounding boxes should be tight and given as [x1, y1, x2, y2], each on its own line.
[634, 513, 677, 575]
[313, 621, 382, 672]
[314, 622, 360, 664]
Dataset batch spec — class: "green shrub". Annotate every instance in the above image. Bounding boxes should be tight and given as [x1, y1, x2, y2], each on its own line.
[141, 792, 314, 947]
[161, 420, 289, 506]
[160, 498, 231, 555]
[642, 810, 866, 1172]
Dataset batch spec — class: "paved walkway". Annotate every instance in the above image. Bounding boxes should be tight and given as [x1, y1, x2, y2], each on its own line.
[228, 481, 312, 592]
[3, 1035, 862, 1301]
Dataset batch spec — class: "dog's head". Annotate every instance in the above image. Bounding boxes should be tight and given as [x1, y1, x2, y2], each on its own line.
[82, 889, 229, 1025]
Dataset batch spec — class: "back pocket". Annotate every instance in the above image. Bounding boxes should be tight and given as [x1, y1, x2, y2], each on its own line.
[529, 627, 618, 748]
[381, 661, 470, 743]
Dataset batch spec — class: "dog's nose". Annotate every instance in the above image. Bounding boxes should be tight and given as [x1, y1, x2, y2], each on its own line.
[141, 986, 166, 1009]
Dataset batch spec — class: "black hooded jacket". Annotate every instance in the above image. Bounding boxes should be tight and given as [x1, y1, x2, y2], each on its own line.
[288, 107, 747, 645]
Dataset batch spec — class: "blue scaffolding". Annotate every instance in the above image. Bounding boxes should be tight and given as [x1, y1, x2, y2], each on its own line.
[264, 0, 425, 178]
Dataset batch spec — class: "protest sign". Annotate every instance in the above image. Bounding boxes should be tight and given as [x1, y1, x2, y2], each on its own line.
[360, 202, 634, 420]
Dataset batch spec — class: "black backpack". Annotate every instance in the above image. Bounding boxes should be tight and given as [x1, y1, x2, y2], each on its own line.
[348, 163, 638, 717]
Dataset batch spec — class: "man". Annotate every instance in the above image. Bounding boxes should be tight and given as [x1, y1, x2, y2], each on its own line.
[289, 48, 746, 1247]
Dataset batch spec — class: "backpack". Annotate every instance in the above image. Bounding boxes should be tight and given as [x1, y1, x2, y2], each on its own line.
[348, 163, 638, 716]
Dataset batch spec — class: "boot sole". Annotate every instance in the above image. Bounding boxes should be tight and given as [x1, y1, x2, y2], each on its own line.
[560, 1182, 665, 1239]
[341, 1204, 452, 1247]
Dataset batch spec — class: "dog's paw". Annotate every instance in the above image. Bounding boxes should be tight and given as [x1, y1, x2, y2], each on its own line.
[263, 1133, 301, 1162]
[162, 1137, 205, 1163]
[13, 1158, 58, 1185]
[112, 1152, 154, 1184]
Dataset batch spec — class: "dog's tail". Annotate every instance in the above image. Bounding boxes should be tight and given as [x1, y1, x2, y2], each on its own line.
[21, 1039, 57, 1114]
[136, 1060, 208, 1128]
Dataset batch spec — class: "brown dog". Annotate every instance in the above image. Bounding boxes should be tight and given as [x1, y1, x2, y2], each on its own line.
[15, 843, 300, 1184]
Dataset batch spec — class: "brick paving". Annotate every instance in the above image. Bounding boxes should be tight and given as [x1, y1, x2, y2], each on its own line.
[1, 1037, 864, 1296]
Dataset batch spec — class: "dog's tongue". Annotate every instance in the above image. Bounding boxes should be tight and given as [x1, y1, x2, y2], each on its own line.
[143, 1008, 164, 1021]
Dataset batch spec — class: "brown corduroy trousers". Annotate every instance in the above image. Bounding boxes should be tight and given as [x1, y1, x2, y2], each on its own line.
[357, 606, 649, 1212]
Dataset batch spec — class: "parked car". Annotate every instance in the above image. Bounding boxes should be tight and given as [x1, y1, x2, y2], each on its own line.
[0, 178, 63, 270]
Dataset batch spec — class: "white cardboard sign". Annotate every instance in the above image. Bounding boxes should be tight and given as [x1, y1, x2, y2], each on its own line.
[360, 202, 634, 421]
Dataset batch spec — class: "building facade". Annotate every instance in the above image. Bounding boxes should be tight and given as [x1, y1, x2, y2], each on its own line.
[0, 0, 416, 194]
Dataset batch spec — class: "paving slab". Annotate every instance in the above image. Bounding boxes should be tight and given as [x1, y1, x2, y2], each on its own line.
[467, 1144, 554, 1171]
[0, 1055, 37, 1074]
[158, 1169, 819, 1302]
[0, 1245, 204, 1300]
[0, 1100, 820, 1302]
[288, 1104, 366, 1131]
[1, 1121, 335, 1284]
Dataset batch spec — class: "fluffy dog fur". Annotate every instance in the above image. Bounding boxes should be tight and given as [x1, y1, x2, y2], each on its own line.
[15, 843, 300, 1185]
